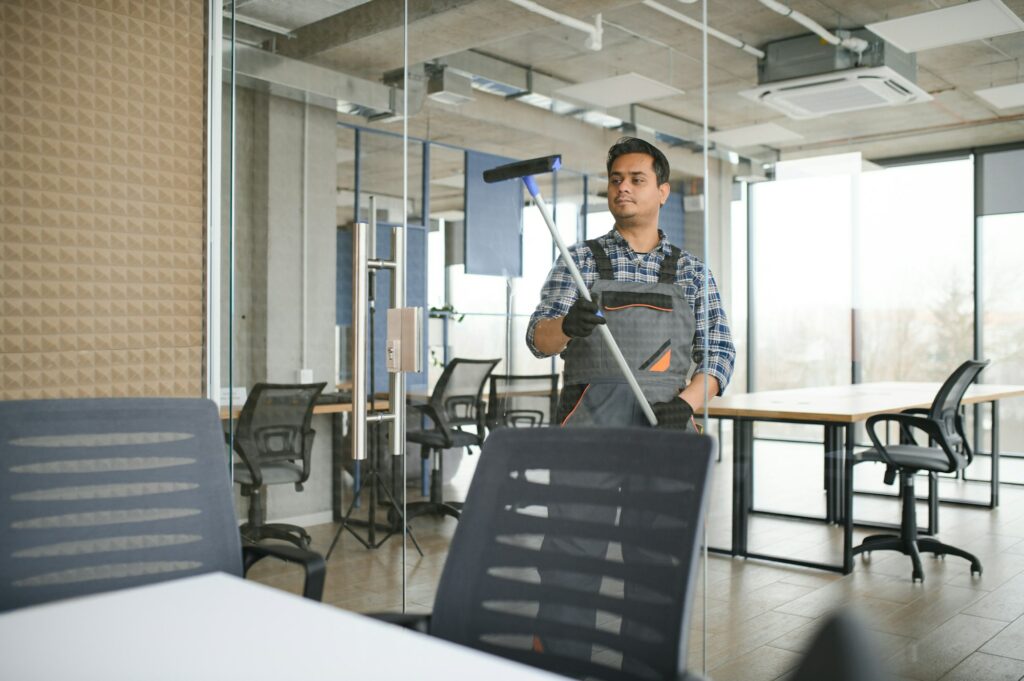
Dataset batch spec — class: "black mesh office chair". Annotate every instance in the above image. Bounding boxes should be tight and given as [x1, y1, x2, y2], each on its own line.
[230, 382, 326, 549]
[485, 373, 559, 430]
[0, 398, 325, 613]
[383, 427, 714, 681]
[405, 358, 499, 522]
[852, 359, 989, 582]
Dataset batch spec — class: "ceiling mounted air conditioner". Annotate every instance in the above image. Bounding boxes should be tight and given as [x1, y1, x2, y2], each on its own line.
[740, 65, 932, 119]
[740, 30, 932, 119]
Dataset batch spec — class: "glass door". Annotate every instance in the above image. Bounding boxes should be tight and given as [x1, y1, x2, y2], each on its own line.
[218, 0, 417, 607]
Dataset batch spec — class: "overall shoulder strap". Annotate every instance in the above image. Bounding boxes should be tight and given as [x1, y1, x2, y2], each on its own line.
[586, 239, 614, 280]
[658, 245, 682, 283]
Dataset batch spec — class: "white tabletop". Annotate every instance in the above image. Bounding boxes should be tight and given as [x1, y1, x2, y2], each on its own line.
[0, 573, 567, 681]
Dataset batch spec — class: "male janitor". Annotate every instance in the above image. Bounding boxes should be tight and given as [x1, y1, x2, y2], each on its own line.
[528, 137, 735, 428]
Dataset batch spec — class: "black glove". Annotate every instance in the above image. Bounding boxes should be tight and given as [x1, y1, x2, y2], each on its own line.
[651, 397, 694, 430]
[562, 297, 606, 338]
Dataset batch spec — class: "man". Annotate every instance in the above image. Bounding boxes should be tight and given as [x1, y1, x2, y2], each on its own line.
[528, 136, 735, 429]
[524, 137, 735, 666]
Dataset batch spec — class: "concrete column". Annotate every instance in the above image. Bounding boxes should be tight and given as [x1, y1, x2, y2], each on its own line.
[226, 88, 339, 525]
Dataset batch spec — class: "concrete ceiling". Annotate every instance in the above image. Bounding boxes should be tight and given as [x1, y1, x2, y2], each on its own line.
[231, 0, 1024, 179]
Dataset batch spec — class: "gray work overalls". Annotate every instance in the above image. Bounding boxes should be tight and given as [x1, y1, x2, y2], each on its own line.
[556, 238, 697, 429]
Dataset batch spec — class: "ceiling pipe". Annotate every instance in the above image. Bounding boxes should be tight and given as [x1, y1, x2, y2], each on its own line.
[757, 0, 869, 54]
[642, 0, 765, 58]
[506, 0, 603, 51]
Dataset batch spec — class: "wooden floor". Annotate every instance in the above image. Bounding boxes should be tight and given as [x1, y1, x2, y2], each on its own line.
[247, 434, 1024, 681]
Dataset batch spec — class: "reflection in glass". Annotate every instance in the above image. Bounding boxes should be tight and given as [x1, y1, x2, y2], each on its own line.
[981, 212, 1024, 455]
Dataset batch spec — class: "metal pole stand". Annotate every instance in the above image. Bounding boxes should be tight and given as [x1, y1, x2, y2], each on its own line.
[326, 213, 424, 561]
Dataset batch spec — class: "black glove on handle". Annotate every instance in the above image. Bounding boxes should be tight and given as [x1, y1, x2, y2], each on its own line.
[562, 297, 606, 338]
[651, 397, 694, 430]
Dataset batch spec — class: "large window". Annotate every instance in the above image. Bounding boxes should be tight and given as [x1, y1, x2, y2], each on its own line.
[750, 173, 854, 392]
[750, 157, 979, 390]
[857, 159, 974, 382]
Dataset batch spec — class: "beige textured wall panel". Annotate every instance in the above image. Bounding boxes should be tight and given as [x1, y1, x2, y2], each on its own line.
[0, 0, 206, 400]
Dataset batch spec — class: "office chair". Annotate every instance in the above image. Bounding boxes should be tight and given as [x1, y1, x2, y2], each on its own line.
[851, 359, 989, 582]
[405, 358, 499, 522]
[381, 427, 715, 681]
[485, 373, 559, 430]
[230, 382, 326, 549]
[0, 398, 325, 613]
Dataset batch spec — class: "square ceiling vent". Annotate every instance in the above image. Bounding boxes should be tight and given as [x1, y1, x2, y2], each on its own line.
[739, 65, 933, 119]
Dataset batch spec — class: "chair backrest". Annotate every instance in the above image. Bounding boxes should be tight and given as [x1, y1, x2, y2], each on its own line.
[0, 398, 242, 613]
[486, 374, 559, 429]
[928, 359, 988, 469]
[431, 428, 715, 681]
[430, 359, 500, 428]
[233, 382, 326, 477]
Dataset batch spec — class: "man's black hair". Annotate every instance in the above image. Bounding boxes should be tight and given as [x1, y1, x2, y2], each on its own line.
[606, 136, 670, 185]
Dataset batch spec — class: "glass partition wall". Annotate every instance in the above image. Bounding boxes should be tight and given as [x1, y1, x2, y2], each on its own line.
[217, 0, 715, 667]
[220, 2, 421, 608]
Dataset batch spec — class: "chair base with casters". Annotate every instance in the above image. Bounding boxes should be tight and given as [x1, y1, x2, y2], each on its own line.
[402, 439, 478, 522]
[852, 470, 982, 582]
[236, 481, 313, 549]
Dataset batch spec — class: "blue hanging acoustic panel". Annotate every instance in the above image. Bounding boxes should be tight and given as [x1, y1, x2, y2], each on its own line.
[464, 151, 523, 277]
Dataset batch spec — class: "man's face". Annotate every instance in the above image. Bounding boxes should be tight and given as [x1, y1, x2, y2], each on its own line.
[607, 152, 670, 227]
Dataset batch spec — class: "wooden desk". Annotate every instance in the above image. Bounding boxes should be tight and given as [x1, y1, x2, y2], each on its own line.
[0, 573, 565, 681]
[219, 398, 389, 420]
[706, 382, 1024, 574]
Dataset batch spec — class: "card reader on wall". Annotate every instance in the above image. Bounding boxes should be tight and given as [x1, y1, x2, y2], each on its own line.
[386, 307, 423, 373]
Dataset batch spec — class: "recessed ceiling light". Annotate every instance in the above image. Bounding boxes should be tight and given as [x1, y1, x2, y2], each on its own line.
[975, 82, 1024, 109]
[866, 0, 1024, 53]
[708, 123, 803, 148]
[555, 73, 684, 109]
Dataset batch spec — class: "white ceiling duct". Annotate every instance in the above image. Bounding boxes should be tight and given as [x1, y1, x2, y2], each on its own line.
[506, 0, 603, 51]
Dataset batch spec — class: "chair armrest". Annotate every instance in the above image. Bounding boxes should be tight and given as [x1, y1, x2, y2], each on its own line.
[365, 611, 432, 634]
[865, 412, 944, 453]
[409, 402, 455, 448]
[242, 543, 326, 601]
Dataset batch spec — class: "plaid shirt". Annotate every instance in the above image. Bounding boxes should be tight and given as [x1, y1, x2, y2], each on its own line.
[527, 229, 736, 394]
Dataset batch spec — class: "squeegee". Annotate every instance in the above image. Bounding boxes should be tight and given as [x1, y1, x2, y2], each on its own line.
[484, 155, 658, 426]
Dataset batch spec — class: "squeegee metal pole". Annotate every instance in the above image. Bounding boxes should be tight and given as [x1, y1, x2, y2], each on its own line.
[531, 188, 658, 426]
